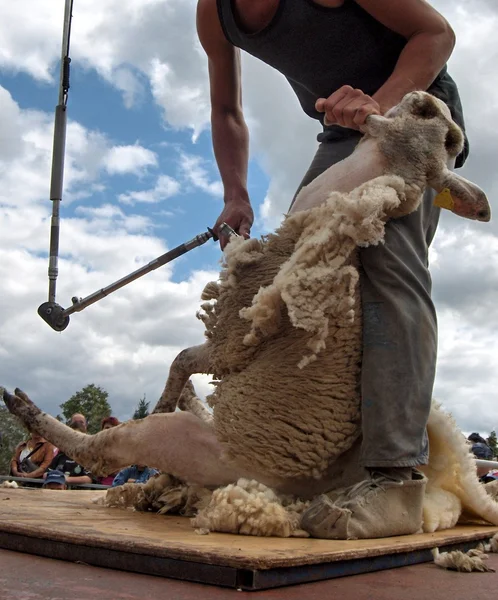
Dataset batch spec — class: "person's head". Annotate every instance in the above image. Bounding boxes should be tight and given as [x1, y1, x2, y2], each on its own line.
[468, 432, 487, 445]
[43, 470, 67, 490]
[101, 416, 120, 430]
[69, 413, 87, 433]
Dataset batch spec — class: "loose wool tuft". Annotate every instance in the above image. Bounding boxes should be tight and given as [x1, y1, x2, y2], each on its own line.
[422, 404, 498, 529]
[485, 480, 498, 502]
[192, 478, 310, 537]
[104, 473, 212, 516]
[104, 476, 310, 537]
[239, 176, 406, 368]
[432, 547, 495, 573]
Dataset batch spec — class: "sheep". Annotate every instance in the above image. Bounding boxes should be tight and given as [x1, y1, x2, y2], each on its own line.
[2, 91, 494, 539]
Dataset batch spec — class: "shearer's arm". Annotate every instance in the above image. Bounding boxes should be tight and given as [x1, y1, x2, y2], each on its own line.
[316, 0, 456, 129]
[197, 0, 253, 248]
[360, 0, 456, 112]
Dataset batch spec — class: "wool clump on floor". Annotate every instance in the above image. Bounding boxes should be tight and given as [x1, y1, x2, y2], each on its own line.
[432, 536, 498, 573]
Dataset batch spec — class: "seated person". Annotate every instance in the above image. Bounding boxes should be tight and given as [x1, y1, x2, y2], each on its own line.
[46, 414, 93, 485]
[42, 470, 67, 490]
[112, 465, 159, 487]
[45, 451, 93, 485]
[10, 433, 55, 479]
[468, 433, 495, 478]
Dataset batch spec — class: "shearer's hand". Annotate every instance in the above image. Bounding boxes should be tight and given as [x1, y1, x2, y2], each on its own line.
[315, 85, 381, 132]
[213, 198, 254, 250]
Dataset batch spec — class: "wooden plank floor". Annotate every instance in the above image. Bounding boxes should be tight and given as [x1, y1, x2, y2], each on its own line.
[0, 488, 496, 590]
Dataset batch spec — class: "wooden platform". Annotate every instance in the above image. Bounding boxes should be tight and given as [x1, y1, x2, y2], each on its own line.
[0, 488, 496, 591]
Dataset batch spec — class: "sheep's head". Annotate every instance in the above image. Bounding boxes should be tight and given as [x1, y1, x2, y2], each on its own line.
[364, 91, 491, 223]
[385, 91, 464, 159]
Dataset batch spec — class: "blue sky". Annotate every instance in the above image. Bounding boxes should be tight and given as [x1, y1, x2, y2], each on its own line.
[3, 64, 270, 285]
[0, 0, 497, 436]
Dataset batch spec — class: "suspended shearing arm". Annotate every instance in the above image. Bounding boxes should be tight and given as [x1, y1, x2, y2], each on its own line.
[38, 224, 236, 332]
[37, 1, 237, 333]
[47, 0, 73, 305]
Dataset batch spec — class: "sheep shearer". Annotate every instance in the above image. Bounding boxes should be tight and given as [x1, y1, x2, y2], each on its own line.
[198, 0, 468, 537]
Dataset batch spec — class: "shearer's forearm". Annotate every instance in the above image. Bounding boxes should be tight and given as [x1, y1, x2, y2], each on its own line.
[211, 109, 250, 204]
[373, 29, 455, 113]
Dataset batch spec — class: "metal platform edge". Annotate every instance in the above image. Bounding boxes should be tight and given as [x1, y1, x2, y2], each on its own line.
[0, 531, 491, 591]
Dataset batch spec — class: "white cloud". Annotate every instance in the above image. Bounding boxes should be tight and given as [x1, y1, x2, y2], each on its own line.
[0, 1, 64, 81]
[112, 66, 146, 109]
[118, 174, 180, 204]
[75, 204, 152, 234]
[179, 153, 223, 197]
[104, 144, 158, 176]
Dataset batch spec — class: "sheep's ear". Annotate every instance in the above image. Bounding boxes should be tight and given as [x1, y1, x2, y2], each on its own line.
[431, 168, 491, 222]
[411, 94, 440, 119]
[361, 114, 389, 137]
[444, 122, 464, 158]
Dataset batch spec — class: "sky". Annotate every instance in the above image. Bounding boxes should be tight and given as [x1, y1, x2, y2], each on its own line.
[0, 0, 497, 435]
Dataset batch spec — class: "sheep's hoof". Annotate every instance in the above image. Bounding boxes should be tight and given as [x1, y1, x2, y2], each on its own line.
[2, 387, 42, 429]
[14, 387, 37, 407]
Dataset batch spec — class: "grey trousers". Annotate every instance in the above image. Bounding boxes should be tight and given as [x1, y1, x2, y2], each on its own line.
[292, 134, 441, 468]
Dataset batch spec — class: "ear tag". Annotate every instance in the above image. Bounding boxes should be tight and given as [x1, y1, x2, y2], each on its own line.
[434, 188, 455, 211]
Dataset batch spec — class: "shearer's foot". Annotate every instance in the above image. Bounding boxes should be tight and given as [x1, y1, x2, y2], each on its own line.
[301, 469, 427, 540]
[2, 387, 43, 431]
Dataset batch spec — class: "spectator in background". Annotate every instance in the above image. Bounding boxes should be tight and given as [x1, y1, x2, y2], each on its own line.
[45, 450, 93, 485]
[468, 433, 494, 479]
[98, 416, 121, 486]
[101, 416, 120, 430]
[468, 433, 494, 460]
[42, 470, 67, 490]
[45, 413, 93, 485]
[69, 413, 87, 433]
[112, 465, 159, 487]
[10, 433, 55, 479]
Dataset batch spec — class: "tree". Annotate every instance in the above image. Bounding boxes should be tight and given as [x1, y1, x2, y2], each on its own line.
[133, 394, 150, 420]
[0, 406, 27, 475]
[60, 384, 112, 435]
[487, 430, 498, 458]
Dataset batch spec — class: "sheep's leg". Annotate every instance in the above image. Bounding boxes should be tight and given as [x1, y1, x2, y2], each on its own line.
[153, 344, 210, 414]
[3, 388, 241, 487]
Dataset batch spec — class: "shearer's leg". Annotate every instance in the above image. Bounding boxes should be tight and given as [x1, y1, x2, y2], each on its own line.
[153, 344, 210, 414]
[289, 134, 438, 538]
[357, 185, 441, 468]
[3, 388, 240, 487]
[302, 186, 439, 539]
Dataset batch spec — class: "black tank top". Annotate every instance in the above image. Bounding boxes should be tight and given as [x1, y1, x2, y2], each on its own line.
[216, 0, 468, 166]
